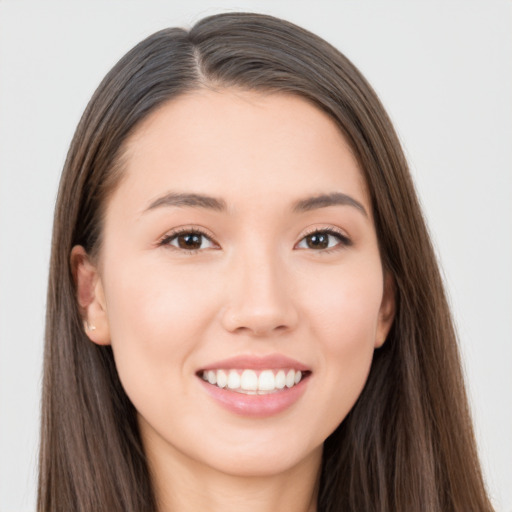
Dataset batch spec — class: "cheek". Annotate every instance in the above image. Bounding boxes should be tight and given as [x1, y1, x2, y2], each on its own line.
[300, 260, 383, 425]
[105, 255, 217, 338]
[101, 258, 218, 401]
[305, 259, 384, 352]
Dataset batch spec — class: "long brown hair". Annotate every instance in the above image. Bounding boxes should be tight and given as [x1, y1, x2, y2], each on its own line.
[39, 12, 493, 512]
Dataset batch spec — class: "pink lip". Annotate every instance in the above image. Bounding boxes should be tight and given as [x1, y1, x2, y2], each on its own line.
[199, 354, 310, 372]
[197, 354, 312, 418]
[199, 376, 310, 418]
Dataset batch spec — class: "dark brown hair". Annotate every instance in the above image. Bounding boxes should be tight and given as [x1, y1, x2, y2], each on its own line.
[39, 12, 493, 512]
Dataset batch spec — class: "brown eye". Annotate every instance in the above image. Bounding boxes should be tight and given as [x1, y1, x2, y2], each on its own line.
[296, 230, 350, 251]
[305, 233, 329, 249]
[163, 231, 216, 251]
[176, 233, 203, 250]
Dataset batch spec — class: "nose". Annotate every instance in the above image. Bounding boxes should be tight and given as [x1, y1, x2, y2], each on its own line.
[220, 248, 299, 337]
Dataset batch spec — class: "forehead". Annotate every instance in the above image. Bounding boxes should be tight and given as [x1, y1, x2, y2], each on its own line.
[112, 88, 369, 215]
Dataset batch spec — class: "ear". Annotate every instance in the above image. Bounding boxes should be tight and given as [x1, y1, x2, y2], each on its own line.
[70, 245, 111, 346]
[374, 271, 396, 348]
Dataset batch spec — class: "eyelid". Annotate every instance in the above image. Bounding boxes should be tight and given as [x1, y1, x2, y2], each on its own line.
[158, 226, 220, 251]
[295, 225, 352, 250]
[157, 224, 351, 252]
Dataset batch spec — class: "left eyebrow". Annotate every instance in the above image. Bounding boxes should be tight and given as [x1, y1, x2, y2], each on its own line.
[292, 192, 368, 217]
[143, 192, 227, 213]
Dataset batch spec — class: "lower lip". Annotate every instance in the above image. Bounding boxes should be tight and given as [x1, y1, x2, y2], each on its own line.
[199, 376, 310, 418]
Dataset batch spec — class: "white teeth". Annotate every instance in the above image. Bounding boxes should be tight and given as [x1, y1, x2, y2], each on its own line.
[201, 368, 305, 393]
[258, 370, 275, 391]
[227, 370, 241, 389]
[275, 370, 286, 389]
[285, 369, 295, 388]
[240, 369, 258, 391]
[216, 369, 227, 388]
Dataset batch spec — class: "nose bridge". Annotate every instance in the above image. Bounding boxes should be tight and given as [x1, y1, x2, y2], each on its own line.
[221, 237, 298, 336]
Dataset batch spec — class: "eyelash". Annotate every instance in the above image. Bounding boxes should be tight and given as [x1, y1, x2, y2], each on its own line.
[296, 227, 352, 253]
[158, 226, 352, 254]
[158, 227, 218, 254]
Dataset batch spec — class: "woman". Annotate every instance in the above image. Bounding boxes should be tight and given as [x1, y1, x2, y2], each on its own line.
[38, 12, 493, 512]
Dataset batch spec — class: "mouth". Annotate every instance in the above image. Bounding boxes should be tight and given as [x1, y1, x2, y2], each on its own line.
[196, 354, 312, 417]
[198, 368, 311, 394]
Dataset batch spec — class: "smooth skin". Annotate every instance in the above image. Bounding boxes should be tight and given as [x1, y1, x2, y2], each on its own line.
[72, 89, 395, 512]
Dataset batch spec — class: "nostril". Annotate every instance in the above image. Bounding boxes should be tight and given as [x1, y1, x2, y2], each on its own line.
[219, 284, 299, 335]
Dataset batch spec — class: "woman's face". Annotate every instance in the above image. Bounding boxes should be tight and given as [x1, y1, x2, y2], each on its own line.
[76, 89, 394, 478]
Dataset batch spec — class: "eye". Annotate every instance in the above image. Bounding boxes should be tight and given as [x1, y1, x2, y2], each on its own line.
[160, 229, 217, 252]
[296, 229, 351, 250]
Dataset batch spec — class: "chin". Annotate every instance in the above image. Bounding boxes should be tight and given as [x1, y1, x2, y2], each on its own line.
[195, 435, 324, 479]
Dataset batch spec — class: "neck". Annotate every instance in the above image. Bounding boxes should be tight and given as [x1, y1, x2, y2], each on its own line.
[144, 431, 322, 512]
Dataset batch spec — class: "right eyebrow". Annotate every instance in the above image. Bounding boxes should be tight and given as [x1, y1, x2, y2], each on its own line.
[292, 192, 368, 217]
[143, 192, 227, 213]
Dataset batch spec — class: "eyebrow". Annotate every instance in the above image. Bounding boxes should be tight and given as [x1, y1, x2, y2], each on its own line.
[292, 192, 367, 217]
[143, 191, 367, 217]
[144, 192, 227, 213]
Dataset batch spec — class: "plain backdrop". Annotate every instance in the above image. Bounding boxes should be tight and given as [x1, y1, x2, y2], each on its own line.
[0, 1, 511, 511]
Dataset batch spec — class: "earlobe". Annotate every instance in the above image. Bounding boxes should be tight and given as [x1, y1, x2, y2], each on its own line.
[375, 272, 396, 348]
[70, 245, 111, 346]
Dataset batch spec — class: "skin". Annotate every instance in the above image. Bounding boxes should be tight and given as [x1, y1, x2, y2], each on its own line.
[72, 89, 395, 512]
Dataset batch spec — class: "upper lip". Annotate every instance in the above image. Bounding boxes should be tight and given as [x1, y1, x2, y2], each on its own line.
[199, 354, 310, 372]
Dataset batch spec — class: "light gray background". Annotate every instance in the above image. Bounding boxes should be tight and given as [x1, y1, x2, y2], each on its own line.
[0, 1, 511, 511]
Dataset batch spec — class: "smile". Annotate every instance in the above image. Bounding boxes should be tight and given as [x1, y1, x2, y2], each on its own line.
[197, 355, 311, 417]
[201, 369, 305, 394]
